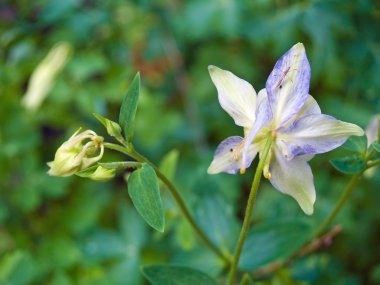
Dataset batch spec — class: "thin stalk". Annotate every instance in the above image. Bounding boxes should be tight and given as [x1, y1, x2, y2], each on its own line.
[227, 136, 273, 285]
[313, 173, 361, 238]
[367, 158, 380, 169]
[103, 142, 231, 265]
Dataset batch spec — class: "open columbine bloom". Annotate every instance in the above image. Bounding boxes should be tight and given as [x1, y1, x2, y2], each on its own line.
[208, 43, 364, 214]
[48, 129, 104, 177]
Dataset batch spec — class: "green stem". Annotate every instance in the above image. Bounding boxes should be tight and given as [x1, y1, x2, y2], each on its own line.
[98, 161, 141, 169]
[367, 158, 380, 169]
[313, 173, 361, 238]
[103, 142, 231, 265]
[227, 136, 273, 285]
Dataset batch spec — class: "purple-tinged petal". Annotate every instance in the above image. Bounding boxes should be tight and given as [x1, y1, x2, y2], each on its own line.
[277, 114, 364, 160]
[266, 43, 311, 128]
[269, 147, 315, 215]
[365, 115, 379, 146]
[209, 65, 257, 128]
[240, 89, 273, 172]
[208, 136, 258, 174]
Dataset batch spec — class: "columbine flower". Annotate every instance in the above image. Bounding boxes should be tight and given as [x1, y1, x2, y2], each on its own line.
[365, 115, 379, 146]
[48, 129, 104, 177]
[208, 43, 364, 215]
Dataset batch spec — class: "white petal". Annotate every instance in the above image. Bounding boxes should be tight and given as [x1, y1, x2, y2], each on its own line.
[240, 89, 273, 171]
[277, 114, 364, 160]
[208, 136, 258, 174]
[266, 43, 311, 128]
[269, 147, 316, 215]
[209, 65, 257, 128]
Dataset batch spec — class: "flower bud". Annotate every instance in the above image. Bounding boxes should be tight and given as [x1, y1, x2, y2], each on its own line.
[47, 129, 104, 177]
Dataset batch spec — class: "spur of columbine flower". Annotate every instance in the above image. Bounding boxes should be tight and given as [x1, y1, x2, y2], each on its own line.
[207, 43, 364, 215]
[47, 128, 104, 177]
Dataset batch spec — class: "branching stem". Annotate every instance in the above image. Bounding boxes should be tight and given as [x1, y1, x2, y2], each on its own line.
[103, 142, 231, 265]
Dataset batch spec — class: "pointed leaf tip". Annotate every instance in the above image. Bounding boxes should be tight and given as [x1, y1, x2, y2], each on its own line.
[119, 72, 141, 142]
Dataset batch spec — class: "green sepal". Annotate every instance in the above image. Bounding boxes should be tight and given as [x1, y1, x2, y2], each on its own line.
[330, 155, 366, 174]
[128, 163, 164, 232]
[119, 72, 140, 142]
[141, 265, 218, 285]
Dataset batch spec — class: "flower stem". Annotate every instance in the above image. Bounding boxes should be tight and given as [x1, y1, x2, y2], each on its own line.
[367, 158, 380, 169]
[103, 142, 231, 265]
[227, 136, 273, 285]
[313, 173, 361, 238]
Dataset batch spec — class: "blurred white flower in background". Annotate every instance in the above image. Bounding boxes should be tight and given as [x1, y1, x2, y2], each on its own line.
[22, 42, 72, 111]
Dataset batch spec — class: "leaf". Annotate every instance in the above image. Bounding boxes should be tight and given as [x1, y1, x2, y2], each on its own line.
[330, 155, 366, 174]
[128, 163, 164, 232]
[372, 142, 380, 153]
[93, 113, 123, 141]
[142, 265, 218, 285]
[119, 72, 140, 142]
[239, 220, 312, 271]
[342, 136, 368, 154]
[239, 274, 254, 285]
[159, 149, 180, 181]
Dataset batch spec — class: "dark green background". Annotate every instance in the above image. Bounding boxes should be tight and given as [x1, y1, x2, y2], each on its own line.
[1, 0, 379, 284]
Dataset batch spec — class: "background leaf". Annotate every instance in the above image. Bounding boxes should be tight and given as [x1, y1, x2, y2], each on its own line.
[372, 143, 380, 153]
[142, 265, 218, 285]
[128, 163, 164, 232]
[119, 73, 140, 142]
[239, 220, 312, 271]
[330, 155, 366, 174]
[342, 136, 368, 154]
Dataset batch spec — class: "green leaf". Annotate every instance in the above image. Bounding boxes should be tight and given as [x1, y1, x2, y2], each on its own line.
[239, 274, 254, 285]
[342, 136, 368, 154]
[372, 142, 380, 153]
[142, 265, 218, 285]
[93, 113, 123, 141]
[330, 155, 366, 174]
[128, 163, 164, 232]
[119, 72, 140, 142]
[159, 149, 180, 181]
[239, 220, 312, 271]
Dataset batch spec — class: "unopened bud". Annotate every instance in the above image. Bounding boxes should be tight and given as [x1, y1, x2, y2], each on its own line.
[47, 129, 104, 177]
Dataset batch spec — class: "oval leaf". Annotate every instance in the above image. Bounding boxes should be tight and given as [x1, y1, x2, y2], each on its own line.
[239, 220, 311, 271]
[119, 72, 140, 142]
[330, 155, 366, 174]
[342, 136, 368, 154]
[128, 163, 164, 232]
[142, 265, 218, 285]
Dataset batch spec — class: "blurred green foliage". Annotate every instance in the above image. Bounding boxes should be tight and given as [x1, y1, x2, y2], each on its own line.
[0, 0, 379, 284]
